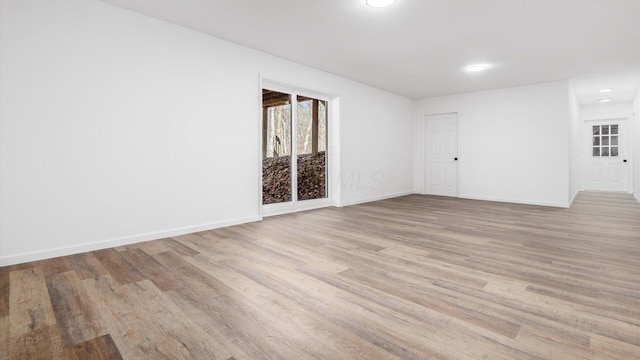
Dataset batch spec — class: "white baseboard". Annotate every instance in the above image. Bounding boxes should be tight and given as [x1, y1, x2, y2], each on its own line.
[0, 215, 262, 266]
[340, 191, 414, 207]
[458, 194, 569, 208]
[635, 193, 640, 204]
[569, 190, 579, 207]
[263, 199, 332, 217]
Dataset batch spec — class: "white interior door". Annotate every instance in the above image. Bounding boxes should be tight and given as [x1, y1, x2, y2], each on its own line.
[424, 113, 458, 197]
[582, 119, 630, 192]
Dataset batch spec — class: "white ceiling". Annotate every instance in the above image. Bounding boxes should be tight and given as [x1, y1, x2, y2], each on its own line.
[100, 0, 640, 103]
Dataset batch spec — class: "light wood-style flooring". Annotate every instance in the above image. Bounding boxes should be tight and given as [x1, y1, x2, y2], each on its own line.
[1, 192, 640, 359]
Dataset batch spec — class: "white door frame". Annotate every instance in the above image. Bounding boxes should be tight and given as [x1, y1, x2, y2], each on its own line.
[423, 112, 459, 197]
[260, 80, 334, 217]
[581, 117, 632, 193]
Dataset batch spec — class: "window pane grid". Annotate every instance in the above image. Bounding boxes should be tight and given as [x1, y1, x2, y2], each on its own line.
[592, 124, 619, 157]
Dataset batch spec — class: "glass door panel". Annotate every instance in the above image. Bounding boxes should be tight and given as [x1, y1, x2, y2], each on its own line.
[296, 96, 328, 201]
[262, 89, 292, 204]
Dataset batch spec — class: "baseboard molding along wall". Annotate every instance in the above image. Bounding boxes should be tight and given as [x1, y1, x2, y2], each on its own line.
[0, 215, 262, 266]
[458, 194, 570, 208]
[339, 191, 415, 207]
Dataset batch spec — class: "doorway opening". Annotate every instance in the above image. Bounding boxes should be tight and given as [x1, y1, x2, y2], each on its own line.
[582, 119, 631, 192]
[262, 87, 330, 215]
[423, 113, 459, 197]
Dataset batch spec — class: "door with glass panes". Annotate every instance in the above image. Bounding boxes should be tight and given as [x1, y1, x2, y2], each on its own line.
[261, 88, 329, 215]
[583, 120, 630, 192]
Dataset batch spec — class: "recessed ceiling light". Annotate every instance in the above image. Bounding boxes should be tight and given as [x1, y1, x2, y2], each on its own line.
[366, 0, 397, 8]
[598, 88, 612, 93]
[464, 64, 488, 72]
[599, 98, 611, 103]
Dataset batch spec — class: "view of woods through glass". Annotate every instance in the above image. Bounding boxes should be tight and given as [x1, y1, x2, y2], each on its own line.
[262, 89, 328, 205]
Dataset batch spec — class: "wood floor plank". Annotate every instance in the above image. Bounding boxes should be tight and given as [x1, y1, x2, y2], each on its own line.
[167, 289, 309, 360]
[4, 325, 66, 360]
[65, 253, 109, 280]
[83, 276, 223, 360]
[0, 267, 9, 318]
[160, 290, 245, 360]
[589, 333, 640, 359]
[158, 238, 199, 257]
[181, 254, 403, 360]
[514, 326, 605, 360]
[63, 334, 123, 360]
[119, 249, 181, 291]
[45, 271, 107, 346]
[80, 276, 174, 360]
[0, 315, 9, 359]
[8, 267, 57, 338]
[93, 249, 145, 285]
[222, 258, 466, 359]
[154, 250, 231, 296]
[0, 191, 639, 359]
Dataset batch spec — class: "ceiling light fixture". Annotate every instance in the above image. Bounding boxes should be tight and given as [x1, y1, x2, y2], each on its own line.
[598, 88, 612, 93]
[599, 98, 611, 103]
[464, 64, 488, 72]
[366, 0, 397, 8]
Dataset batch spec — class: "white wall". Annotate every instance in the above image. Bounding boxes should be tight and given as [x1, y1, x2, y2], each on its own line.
[568, 85, 580, 204]
[0, 0, 414, 265]
[580, 102, 634, 121]
[414, 81, 571, 207]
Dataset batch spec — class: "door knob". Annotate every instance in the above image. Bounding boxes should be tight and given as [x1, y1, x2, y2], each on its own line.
[623, 159, 627, 162]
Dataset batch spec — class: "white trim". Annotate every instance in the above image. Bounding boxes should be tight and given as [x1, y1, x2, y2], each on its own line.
[421, 114, 426, 194]
[0, 215, 261, 266]
[260, 77, 333, 102]
[331, 97, 342, 207]
[418, 113, 426, 194]
[258, 75, 265, 219]
[264, 199, 332, 217]
[635, 193, 640, 205]
[291, 91, 299, 208]
[458, 194, 569, 208]
[340, 191, 414, 207]
[583, 117, 629, 123]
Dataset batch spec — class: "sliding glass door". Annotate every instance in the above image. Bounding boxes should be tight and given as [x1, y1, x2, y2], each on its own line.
[262, 87, 329, 214]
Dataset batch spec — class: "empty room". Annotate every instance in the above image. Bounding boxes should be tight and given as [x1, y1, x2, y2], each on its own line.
[2, 0, 640, 359]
